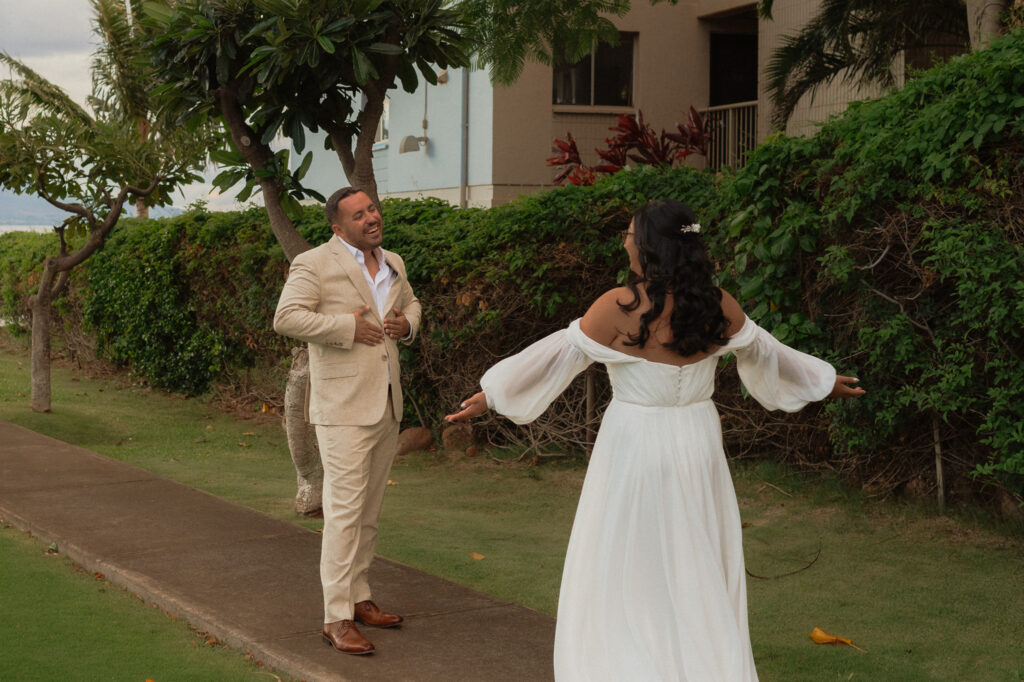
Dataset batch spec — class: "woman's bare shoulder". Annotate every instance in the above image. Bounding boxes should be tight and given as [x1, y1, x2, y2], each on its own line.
[580, 287, 635, 345]
[719, 288, 747, 337]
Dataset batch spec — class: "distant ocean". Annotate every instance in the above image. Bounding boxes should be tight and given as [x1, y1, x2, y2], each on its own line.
[0, 224, 52, 235]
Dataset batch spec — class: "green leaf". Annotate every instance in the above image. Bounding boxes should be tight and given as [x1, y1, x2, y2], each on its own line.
[366, 42, 405, 55]
[739, 275, 764, 300]
[141, 1, 173, 23]
[295, 150, 314, 181]
[280, 192, 303, 221]
[209, 149, 241, 166]
[351, 49, 375, 84]
[316, 35, 336, 54]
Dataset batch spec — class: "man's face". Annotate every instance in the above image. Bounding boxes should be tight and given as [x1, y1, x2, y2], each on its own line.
[332, 191, 383, 251]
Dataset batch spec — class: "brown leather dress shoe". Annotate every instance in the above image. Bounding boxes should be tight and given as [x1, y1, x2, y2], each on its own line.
[354, 600, 404, 628]
[322, 620, 374, 655]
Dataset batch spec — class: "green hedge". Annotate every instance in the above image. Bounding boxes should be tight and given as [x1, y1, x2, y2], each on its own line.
[703, 28, 1024, 495]
[82, 205, 327, 394]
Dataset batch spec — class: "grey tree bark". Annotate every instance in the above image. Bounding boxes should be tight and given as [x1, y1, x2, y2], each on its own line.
[28, 266, 57, 412]
[966, 0, 1007, 49]
[284, 346, 323, 514]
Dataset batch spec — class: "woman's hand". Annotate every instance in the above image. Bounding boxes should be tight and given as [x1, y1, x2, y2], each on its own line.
[830, 375, 866, 399]
[445, 392, 489, 422]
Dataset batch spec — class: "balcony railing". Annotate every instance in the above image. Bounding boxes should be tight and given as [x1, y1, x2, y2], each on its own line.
[702, 100, 758, 171]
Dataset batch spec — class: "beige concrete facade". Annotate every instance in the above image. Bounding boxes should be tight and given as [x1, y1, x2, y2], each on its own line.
[756, 0, 889, 139]
[492, 2, 714, 193]
[486, 0, 890, 197]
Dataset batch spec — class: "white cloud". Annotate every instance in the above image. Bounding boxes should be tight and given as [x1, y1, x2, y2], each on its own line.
[0, 1, 97, 107]
[0, 1, 234, 212]
[0, 1, 94, 57]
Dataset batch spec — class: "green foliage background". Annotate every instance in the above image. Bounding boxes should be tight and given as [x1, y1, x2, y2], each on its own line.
[2, 30, 1022, 501]
[701, 29, 1024, 497]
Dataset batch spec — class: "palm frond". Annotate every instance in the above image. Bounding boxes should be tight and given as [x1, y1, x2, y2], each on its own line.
[90, 0, 150, 123]
[0, 53, 94, 126]
[765, 0, 969, 128]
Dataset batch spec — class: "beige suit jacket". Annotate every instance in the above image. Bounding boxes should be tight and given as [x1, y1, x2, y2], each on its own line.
[273, 238, 421, 426]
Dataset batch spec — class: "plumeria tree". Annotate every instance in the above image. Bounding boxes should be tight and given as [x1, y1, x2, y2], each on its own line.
[0, 56, 211, 412]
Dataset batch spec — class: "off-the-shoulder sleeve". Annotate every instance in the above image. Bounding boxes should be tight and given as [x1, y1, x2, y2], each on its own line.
[480, 324, 594, 425]
[721, 316, 836, 413]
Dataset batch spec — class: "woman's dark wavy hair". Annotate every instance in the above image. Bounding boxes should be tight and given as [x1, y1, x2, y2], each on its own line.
[620, 199, 730, 356]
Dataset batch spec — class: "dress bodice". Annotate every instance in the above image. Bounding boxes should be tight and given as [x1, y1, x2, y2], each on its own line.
[604, 357, 717, 407]
[480, 317, 836, 425]
[564, 320, 731, 407]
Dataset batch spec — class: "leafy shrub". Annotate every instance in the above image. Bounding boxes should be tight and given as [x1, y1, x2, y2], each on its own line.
[5, 31, 1023, 505]
[0, 230, 93, 359]
[84, 206, 307, 394]
[0, 231, 56, 333]
[704, 29, 1024, 498]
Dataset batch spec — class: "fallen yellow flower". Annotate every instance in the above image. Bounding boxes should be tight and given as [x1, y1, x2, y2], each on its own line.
[809, 626, 867, 652]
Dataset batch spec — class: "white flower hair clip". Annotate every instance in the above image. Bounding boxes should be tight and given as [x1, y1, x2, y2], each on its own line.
[680, 223, 701, 234]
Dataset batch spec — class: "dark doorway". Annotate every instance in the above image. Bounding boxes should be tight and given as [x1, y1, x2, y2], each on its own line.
[709, 33, 757, 106]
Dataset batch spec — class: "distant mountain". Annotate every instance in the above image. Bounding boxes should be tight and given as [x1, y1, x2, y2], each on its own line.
[0, 189, 183, 225]
[0, 190, 67, 225]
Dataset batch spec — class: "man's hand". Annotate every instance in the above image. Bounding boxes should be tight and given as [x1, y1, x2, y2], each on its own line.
[384, 307, 411, 340]
[830, 375, 866, 399]
[353, 304, 384, 346]
[445, 392, 489, 422]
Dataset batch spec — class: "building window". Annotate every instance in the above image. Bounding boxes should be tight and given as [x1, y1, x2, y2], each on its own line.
[553, 33, 635, 107]
[374, 96, 390, 143]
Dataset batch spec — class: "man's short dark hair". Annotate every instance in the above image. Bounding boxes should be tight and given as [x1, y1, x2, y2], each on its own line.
[325, 187, 364, 224]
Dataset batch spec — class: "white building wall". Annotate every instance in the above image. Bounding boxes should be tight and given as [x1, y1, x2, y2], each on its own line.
[374, 66, 495, 206]
[291, 67, 495, 207]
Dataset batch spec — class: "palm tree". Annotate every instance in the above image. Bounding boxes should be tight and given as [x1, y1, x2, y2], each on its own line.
[761, 0, 977, 128]
[89, 0, 159, 218]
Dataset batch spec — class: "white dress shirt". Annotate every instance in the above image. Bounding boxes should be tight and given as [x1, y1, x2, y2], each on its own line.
[336, 236, 412, 349]
[337, 235, 395, 316]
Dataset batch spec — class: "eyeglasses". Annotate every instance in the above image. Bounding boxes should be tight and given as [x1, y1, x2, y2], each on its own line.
[619, 230, 634, 243]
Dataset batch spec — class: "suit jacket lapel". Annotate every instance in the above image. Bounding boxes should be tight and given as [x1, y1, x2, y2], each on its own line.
[382, 250, 405, 314]
[329, 238, 381, 323]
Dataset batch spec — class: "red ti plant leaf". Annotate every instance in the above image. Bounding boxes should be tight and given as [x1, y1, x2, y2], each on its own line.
[566, 166, 596, 185]
[595, 140, 628, 174]
[548, 132, 596, 185]
[664, 106, 709, 158]
[546, 132, 583, 167]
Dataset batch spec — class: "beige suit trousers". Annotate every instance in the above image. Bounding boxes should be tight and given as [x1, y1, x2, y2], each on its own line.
[315, 403, 400, 623]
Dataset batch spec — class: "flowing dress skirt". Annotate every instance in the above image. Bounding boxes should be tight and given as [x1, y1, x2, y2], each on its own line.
[553, 398, 757, 682]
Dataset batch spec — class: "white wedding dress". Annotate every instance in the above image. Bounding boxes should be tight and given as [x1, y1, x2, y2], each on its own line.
[480, 316, 836, 682]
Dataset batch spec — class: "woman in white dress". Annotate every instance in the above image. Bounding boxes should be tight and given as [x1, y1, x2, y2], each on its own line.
[446, 200, 865, 681]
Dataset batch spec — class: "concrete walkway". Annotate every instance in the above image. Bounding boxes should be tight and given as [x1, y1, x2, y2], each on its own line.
[0, 420, 555, 682]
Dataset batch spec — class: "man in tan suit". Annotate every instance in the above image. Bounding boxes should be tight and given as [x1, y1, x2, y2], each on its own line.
[274, 187, 422, 655]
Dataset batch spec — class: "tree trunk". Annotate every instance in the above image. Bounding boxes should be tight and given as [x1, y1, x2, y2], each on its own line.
[966, 0, 1006, 49]
[27, 178, 157, 412]
[284, 346, 323, 514]
[28, 262, 56, 413]
[135, 196, 149, 219]
[215, 84, 311, 261]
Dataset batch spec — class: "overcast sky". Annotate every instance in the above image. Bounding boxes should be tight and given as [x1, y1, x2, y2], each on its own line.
[0, 0, 241, 214]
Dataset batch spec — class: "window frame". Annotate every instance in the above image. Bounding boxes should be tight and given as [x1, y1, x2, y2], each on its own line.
[552, 32, 637, 113]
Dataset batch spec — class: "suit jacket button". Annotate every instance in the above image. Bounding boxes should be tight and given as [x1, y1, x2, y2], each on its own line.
[382, 354, 388, 361]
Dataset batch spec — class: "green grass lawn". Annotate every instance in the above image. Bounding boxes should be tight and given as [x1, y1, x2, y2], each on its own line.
[1, 336, 1022, 681]
[0, 519, 296, 682]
